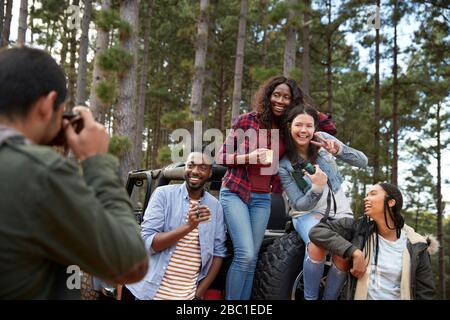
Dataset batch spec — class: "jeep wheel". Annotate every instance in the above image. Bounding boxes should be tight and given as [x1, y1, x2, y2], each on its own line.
[252, 232, 305, 300]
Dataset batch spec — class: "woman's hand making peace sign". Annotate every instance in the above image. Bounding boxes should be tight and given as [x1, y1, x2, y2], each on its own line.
[310, 133, 340, 156]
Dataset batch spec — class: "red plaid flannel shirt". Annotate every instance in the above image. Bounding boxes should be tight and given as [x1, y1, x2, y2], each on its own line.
[216, 112, 282, 204]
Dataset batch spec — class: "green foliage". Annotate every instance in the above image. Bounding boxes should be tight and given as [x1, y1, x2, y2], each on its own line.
[98, 46, 133, 74]
[95, 79, 117, 105]
[157, 146, 172, 166]
[250, 67, 282, 84]
[108, 135, 131, 157]
[94, 8, 132, 34]
[161, 108, 193, 131]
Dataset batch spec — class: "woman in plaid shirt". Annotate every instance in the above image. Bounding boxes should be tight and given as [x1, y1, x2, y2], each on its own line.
[216, 76, 308, 300]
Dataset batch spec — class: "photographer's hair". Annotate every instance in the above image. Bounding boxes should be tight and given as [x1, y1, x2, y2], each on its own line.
[0, 47, 67, 119]
[358, 182, 405, 269]
[252, 76, 305, 130]
[283, 104, 320, 165]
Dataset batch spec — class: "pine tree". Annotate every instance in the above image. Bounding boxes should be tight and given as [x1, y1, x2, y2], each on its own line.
[283, 0, 298, 77]
[135, 0, 152, 169]
[190, 0, 209, 122]
[0, 0, 4, 45]
[17, 0, 28, 46]
[231, 0, 248, 125]
[89, 0, 111, 122]
[301, 0, 310, 94]
[116, 0, 139, 179]
[76, 0, 92, 106]
[0, 0, 12, 48]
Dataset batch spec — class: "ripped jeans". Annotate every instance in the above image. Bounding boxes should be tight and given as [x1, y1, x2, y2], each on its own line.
[293, 213, 347, 300]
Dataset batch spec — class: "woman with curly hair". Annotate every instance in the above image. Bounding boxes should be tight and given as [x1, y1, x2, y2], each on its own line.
[216, 75, 303, 300]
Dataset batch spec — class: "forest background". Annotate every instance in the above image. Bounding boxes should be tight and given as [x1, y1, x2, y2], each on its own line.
[0, 0, 449, 299]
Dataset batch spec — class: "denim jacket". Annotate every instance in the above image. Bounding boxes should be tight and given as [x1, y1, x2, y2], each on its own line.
[279, 132, 368, 212]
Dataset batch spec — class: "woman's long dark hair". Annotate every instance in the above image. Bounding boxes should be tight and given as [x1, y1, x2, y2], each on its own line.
[253, 76, 305, 130]
[282, 105, 320, 165]
[357, 183, 405, 268]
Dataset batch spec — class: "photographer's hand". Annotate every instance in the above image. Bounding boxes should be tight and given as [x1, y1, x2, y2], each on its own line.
[64, 106, 109, 161]
[304, 165, 327, 192]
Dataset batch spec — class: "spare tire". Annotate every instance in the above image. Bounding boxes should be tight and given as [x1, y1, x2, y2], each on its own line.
[252, 232, 305, 300]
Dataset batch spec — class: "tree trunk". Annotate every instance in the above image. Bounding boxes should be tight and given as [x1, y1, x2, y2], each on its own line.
[436, 102, 445, 299]
[67, 0, 80, 110]
[215, 63, 225, 131]
[391, 0, 399, 186]
[326, 0, 333, 114]
[231, 0, 248, 126]
[60, 26, 68, 67]
[150, 103, 162, 169]
[135, 1, 153, 169]
[302, 0, 311, 95]
[17, 0, 28, 46]
[283, 0, 297, 77]
[29, 0, 35, 44]
[76, 0, 93, 106]
[145, 126, 151, 169]
[260, 0, 269, 67]
[373, 0, 381, 184]
[190, 0, 209, 121]
[0, 0, 12, 48]
[117, 0, 139, 180]
[89, 0, 111, 122]
[0, 0, 4, 45]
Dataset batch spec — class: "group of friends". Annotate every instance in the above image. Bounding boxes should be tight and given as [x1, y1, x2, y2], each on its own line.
[0, 46, 436, 300]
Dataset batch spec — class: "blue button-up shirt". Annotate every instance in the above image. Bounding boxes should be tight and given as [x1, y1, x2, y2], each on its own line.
[126, 183, 227, 300]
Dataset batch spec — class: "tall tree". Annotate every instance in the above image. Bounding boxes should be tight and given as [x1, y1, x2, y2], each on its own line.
[17, 0, 28, 46]
[135, 1, 153, 168]
[190, 0, 209, 122]
[390, 0, 399, 185]
[325, 0, 333, 113]
[373, 0, 381, 183]
[89, 0, 111, 122]
[117, 0, 139, 179]
[283, 0, 298, 77]
[231, 0, 248, 125]
[76, 0, 93, 105]
[301, 0, 311, 94]
[0, 0, 4, 45]
[0, 0, 12, 48]
[67, 0, 80, 109]
[435, 101, 446, 299]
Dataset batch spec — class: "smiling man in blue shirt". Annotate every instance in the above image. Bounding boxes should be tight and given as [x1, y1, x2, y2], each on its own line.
[127, 152, 227, 300]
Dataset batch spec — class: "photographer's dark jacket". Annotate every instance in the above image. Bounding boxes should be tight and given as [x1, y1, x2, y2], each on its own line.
[309, 218, 436, 300]
[0, 126, 147, 299]
[279, 132, 367, 218]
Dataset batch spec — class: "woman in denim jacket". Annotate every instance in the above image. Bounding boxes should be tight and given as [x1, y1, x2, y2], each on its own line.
[279, 105, 368, 300]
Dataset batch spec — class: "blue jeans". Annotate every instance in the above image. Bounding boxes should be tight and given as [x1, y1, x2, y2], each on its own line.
[219, 187, 271, 300]
[293, 213, 347, 300]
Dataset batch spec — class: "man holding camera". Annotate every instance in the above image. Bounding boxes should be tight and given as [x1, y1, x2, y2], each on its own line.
[0, 47, 148, 299]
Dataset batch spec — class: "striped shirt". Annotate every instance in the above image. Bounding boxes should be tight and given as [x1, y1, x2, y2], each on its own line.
[154, 215, 201, 300]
